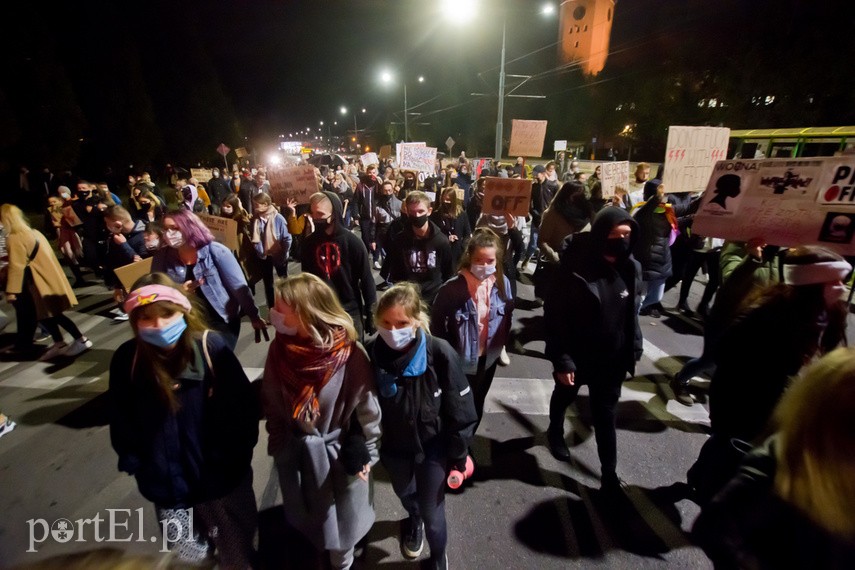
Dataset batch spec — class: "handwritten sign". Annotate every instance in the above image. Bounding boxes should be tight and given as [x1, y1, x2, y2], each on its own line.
[235, 147, 248, 158]
[554, 140, 568, 152]
[482, 177, 532, 217]
[692, 157, 855, 254]
[197, 213, 239, 252]
[114, 257, 153, 292]
[599, 161, 630, 198]
[508, 119, 548, 157]
[267, 165, 321, 205]
[360, 152, 379, 169]
[399, 144, 437, 174]
[190, 168, 213, 184]
[379, 145, 392, 159]
[663, 126, 731, 194]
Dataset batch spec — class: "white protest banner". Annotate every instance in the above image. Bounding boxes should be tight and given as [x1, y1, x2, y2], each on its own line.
[599, 161, 630, 198]
[399, 144, 437, 174]
[554, 140, 568, 152]
[395, 142, 424, 168]
[508, 119, 548, 157]
[663, 126, 731, 194]
[267, 165, 320, 206]
[190, 168, 213, 184]
[197, 213, 239, 252]
[692, 157, 855, 254]
[482, 177, 533, 217]
[114, 257, 153, 292]
[424, 191, 437, 203]
[360, 152, 380, 169]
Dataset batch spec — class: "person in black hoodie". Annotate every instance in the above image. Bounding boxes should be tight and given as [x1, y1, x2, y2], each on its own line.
[354, 164, 382, 265]
[205, 168, 231, 215]
[430, 187, 471, 268]
[544, 206, 643, 493]
[382, 191, 454, 304]
[300, 191, 377, 340]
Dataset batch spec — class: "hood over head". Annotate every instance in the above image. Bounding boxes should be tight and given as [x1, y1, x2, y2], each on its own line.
[589, 206, 640, 256]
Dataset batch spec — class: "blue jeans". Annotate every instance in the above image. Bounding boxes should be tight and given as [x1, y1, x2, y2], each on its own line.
[640, 277, 666, 311]
[526, 224, 539, 258]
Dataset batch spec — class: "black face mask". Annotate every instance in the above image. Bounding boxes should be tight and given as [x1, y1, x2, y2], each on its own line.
[603, 236, 631, 258]
[409, 214, 429, 229]
[313, 219, 330, 233]
[139, 203, 151, 212]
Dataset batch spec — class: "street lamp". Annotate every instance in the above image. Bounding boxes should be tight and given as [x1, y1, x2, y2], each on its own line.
[381, 70, 426, 143]
[342, 106, 364, 150]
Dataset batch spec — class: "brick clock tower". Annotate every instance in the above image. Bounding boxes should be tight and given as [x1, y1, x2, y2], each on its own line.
[559, 0, 615, 76]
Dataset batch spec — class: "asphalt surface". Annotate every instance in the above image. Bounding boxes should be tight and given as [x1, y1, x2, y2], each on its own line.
[0, 256, 739, 569]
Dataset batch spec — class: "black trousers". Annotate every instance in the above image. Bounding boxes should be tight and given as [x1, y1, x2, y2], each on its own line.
[382, 447, 447, 561]
[467, 355, 499, 433]
[12, 285, 38, 350]
[360, 220, 379, 262]
[259, 256, 288, 310]
[548, 368, 625, 478]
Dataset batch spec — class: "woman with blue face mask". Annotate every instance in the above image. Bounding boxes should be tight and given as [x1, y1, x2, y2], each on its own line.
[431, 228, 515, 432]
[108, 272, 259, 568]
[367, 282, 477, 570]
[261, 273, 381, 570]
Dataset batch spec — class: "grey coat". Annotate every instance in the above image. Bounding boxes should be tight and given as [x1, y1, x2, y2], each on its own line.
[262, 342, 382, 551]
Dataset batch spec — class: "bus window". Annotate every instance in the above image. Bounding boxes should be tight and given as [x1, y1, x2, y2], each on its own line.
[800, 142, 842, 157]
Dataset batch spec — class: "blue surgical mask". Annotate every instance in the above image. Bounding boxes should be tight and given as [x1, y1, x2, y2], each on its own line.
[269, 307, 299, 336]
[470, 264, 496, 281]
[377, 325, 416, 351]
[138, 316, 187, 348]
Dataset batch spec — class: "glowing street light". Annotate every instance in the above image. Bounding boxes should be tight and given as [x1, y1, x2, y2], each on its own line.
[340, 106, 348, 115]
[541, 3, 555, 15]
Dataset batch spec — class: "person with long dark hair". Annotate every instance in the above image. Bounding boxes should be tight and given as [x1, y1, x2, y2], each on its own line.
[109, 273, 259, 567]
[430, 187, 471, 268]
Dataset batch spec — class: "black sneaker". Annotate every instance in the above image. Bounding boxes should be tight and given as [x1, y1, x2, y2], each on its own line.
[547, 429, 571, 461]
[670, 378, 694, 406]
[677, 300, 693, 316]
[600, 472, 628, 494]
[401, 515, 424, 559]
[429, 552, 448, 570]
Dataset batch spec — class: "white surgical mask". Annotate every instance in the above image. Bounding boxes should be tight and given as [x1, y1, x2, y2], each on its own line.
[164, 229, 184, 248]
[470, 264, 496, 281]
[269, 307, 298, 336]
[145, 238, 160, 251]
[221, 206, 233, 215]
[377, 325, 417, 351]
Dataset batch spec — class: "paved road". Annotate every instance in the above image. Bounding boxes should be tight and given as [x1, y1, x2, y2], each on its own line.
[0, 261, 730, 568]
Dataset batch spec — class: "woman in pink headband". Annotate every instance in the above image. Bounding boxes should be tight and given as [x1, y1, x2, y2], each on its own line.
[109, 272, 259, 567]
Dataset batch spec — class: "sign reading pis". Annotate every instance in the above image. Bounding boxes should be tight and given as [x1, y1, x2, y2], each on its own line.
[482, 177, 532, 217]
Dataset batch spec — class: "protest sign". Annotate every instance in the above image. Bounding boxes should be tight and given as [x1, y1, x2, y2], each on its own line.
[692, 157, 855, 254]
[554, 140, 568, 152]
[197, 213, 239, 252]
[599, 161, 630, 198]
[360, 152, 379, 169]
[663, 126, 731, 194]
[508, 119, 548, 157]
[62, 205, 82, 227]
[482, 177, 532, 217]
[190, 168, 213, 184]
[235, 147, 248, 158]
[399, 144, 437, 174]
[267, 165, 320, 205]
[379, 145, 392, 160]
[114, 257, 153, 292]
[455, 187, 465, 202]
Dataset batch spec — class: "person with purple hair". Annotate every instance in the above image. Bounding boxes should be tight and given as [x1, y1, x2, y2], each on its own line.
[152, 209, 266, 348]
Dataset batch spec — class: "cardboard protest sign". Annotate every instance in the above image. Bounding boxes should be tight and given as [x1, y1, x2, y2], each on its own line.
[399, 144, 437, 174]
[599, 161, 630, 198]
[197, 213, 239, 252]
[554, 140, 568, 152]
[482, 177, 532, 217]
[114, 257, 153, 292]
[379, 145, 392, 160]
[360, 152, 379, 169]
[455, 187, 465, 202]
[267, 165, 321, 205]
[395, 142, 424, 168]
[663, 126, 731, 193]
[692, 157, 855, 254]
[190, 168, 213, 184]
[62, 205, 82, 227]
[508, 120, 548, 157]
[235, 147, 248, 158]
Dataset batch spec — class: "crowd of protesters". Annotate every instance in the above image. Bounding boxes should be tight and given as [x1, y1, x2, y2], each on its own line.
[2, 152, 855, 568]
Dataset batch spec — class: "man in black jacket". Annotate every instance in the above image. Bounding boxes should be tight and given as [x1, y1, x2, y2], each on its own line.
[382, 191, 453, 304]
[522, 164, 558, 268]
[544, 206, 643, 493]
[300, 191, 376, 339]
[354, 164, 382, 265]
[206, 168, 231, 214]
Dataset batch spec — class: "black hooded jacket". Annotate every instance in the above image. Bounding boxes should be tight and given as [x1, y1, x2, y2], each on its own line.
[300, 192, 376, 318]
[545, 206, 643, 377]
[382, 220, 454, 303]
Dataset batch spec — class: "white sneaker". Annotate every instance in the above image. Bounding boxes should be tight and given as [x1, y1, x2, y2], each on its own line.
[0, 416, 16, 440]
[64, 338, 93, 357]
[373, 261, 382, 270]
[113, 312, 129, 321]
[38, 341, 68, 361]
[498, 347, 510, 366]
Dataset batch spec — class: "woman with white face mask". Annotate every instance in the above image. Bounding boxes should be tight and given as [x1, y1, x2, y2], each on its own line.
[367, 282, 477, 570]
[431, 228, 514, 430]
[151, 209, 266, 349]
[261, 273, 381, 570]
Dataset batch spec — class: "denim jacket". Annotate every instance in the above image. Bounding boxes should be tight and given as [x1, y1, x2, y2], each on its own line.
[430, 273, 514, 374]
[152, 241, 259, 323]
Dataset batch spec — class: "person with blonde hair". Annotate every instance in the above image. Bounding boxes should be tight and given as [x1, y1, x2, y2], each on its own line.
[1, 204, 92, 360]
[693, 346, 855, 567]
[367, 282, 477, 569]
[109, 273, 259, 567]
[134, 189, 164, 224]
[262, 272, 381, 569]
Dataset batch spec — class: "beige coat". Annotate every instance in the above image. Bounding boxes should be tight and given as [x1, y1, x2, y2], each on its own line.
[6, 229, 77, 319]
